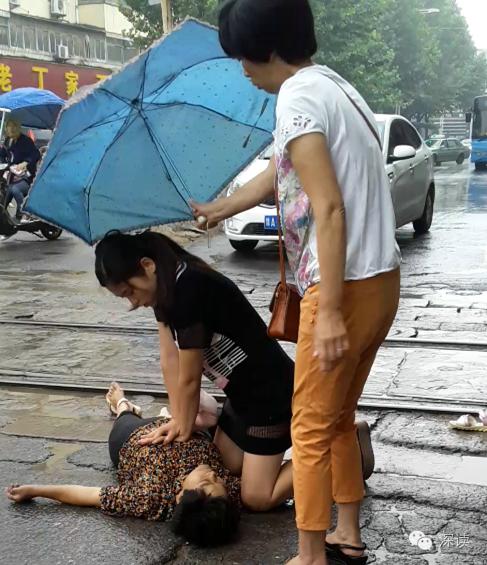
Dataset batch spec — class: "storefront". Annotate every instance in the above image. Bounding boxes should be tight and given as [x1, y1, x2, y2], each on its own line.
[0, 56, 112, 99]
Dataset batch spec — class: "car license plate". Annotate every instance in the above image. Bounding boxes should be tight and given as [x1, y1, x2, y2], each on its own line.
[264, 215, 278, 230]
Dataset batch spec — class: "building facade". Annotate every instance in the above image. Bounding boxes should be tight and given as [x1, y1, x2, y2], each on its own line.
[0, 0, 137, 99]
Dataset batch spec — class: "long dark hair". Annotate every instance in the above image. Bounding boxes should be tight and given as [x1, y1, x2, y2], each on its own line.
[95, 230, 210, 323]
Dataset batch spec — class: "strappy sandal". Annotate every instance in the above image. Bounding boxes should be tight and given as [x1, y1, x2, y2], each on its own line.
[448, 414, 487, 432]
[325, 541, 368, 564]
[106, 395, 142, 418]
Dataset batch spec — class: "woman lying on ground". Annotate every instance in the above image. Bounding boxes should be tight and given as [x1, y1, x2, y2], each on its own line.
[5, 382, 240, 548]
[94, 230, 296, 512]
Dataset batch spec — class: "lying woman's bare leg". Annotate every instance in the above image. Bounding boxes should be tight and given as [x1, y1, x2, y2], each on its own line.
[106, 381, 139, 417]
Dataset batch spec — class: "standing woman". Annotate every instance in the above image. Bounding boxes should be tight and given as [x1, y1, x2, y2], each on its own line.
[192, 1, 401, 563]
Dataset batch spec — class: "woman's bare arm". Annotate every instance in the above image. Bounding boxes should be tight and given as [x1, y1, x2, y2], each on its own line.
[287, 132, 349, 372]
[158, 322, 180, 419]
[191, 157, 276, 227]
[6, 484, 101, 507]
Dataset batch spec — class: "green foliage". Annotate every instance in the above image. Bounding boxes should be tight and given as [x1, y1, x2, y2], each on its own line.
[310, 0, 402, 111]
[120, 0, 487, 117]
[382, 0, 439, 116]
[120, 0, 218, 49]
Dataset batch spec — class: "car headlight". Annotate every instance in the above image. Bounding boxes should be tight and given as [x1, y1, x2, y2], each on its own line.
[227, 182, 241, 197]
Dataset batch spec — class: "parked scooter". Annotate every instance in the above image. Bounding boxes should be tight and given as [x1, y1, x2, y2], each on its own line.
[0, 162, 62, 240]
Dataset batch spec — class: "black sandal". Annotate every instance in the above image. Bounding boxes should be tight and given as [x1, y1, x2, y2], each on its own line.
[325, 541, 368, 564]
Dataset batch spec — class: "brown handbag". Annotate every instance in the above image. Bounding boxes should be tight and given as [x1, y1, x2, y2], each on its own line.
[267, 180, 302, 343]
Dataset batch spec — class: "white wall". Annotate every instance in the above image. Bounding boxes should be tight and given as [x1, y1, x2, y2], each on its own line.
[0, 0, 11, 15]
[104, 3, 130, 36]
[11, 0, 77, 23]
[78, 2, 131, 36]
[78, 3, 105, 28]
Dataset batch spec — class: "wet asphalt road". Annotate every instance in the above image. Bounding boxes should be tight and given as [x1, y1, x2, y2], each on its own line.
[1, 161, 485, 297]
[1, 162, 487, 565]
[0, 162, 486, 410]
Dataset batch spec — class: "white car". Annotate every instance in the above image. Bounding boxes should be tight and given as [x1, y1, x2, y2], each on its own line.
[224, 115, 435, 252]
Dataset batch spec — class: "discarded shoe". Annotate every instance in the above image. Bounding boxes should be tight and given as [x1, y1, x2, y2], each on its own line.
[448, 414, 487, 432]
[479, 409, 487, 426]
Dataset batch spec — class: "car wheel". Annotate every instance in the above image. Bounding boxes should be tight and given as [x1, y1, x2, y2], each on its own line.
[475, 162, 486, 171]
[40, 225, 63, 240]
[229, 239, 258, 252]
[433, 155, 440, 166]
[413, 186, 434, 235]
[456, 154, 465, 165]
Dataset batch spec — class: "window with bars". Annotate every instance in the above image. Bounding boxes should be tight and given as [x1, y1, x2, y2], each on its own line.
[10, 22, 23, 48]
[4, 18, 135, 64]
[0, 18, 9, 46]
[107, 42, 123, 63]
[23, 26, 35, 50]
[37, 29, 50, 52]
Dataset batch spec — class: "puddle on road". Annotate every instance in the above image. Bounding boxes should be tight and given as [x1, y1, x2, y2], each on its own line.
[3, 414, 110, 443]
[375, 444, 487, 487]
[32, 442, 82, 473]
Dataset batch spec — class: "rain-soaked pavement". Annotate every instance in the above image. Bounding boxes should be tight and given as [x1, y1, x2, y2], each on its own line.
[0, 162, 487, 564]
[0, 162, 486, 409]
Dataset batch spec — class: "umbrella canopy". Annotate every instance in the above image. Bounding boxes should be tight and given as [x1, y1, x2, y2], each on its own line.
[0, 87, 65, 129]
[25, 19, 276, 244]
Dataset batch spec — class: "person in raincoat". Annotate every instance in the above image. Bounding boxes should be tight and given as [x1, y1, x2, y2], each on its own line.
[0, 119, 40, 219]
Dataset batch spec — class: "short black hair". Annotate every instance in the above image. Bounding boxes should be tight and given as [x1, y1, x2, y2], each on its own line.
[219, 0, 317, 64]
[171, 489, 240, 547]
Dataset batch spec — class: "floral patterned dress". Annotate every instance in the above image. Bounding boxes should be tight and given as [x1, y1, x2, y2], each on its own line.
[99, 419, 240, 521]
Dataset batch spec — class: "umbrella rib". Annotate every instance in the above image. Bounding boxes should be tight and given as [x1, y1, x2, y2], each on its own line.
[35, 113, 134, 181]
[139, 109, 192, 205]
[84, 109, 141, 242]
[141, 101, 272, 135]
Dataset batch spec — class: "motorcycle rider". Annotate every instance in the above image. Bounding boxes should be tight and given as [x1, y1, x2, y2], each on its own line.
[0, 119, 40, 220]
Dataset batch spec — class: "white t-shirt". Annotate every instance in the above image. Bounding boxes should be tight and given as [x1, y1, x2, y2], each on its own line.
[274, 65, 401, 295]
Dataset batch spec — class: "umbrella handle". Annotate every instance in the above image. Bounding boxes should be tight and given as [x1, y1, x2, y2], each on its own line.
[197, 215, 207, 226]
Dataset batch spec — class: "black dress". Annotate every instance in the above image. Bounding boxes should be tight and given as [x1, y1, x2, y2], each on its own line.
[154, 263, 294, 455]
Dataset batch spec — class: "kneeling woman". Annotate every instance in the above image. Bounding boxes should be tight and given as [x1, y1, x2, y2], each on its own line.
[95, 231, 295, 511]
[6, 383, 240, 547]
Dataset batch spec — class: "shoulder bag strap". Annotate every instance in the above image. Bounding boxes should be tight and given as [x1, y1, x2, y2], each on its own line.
[274, 174, 287, 288]
[273, 78, 380, 284]
[328, 77, 382, 149]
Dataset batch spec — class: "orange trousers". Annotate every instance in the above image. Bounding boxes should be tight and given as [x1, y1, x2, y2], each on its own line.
[292, 268, 400, 531]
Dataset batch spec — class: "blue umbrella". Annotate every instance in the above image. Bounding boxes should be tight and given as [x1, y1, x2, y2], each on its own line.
[0, 87, 65, 129]
[25, 20, 276, 244]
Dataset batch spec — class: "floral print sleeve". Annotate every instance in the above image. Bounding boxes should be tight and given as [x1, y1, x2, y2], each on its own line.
[273, 70, 329, 295]
[100, 483, 170, 521]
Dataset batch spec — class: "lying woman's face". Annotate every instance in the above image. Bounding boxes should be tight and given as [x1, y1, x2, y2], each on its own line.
[107, 258, 158, 310]
[178, 464, 228, 501]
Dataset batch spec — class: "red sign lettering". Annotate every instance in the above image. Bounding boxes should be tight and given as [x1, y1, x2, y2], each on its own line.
[0, 56, 111, 99]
